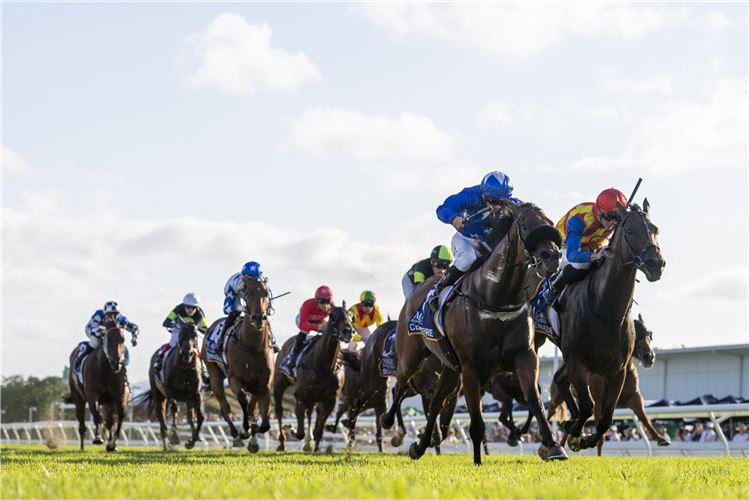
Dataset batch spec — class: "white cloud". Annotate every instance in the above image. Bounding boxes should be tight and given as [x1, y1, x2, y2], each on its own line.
[479, 101, 514, 126]
[670, 267, 748, 302]
[2, 145, 34, 177]
[571, 78, 748, 175]
[284, 106, 455, 162]
[351, 3, 687, 61]
[181, 13, 322, 95]
[603, 75, 673, 94]
[586, 104, 622, 122]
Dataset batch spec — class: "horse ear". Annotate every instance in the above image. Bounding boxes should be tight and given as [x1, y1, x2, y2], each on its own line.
[638, 313, 644, 322]
[616, 199, 626, 215]
[341, 300, 347, 310]
[643, 198, 650, 215]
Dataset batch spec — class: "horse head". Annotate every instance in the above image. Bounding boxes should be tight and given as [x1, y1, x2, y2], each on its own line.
[510, 203, 563, 277]
[177, 323, 199, 365]
[102, 318, 126, 373]
[323, 301, 354, 344]
[242, 275, 271, 330]
[633, 313, 655, 369]
[609, 198, 665, 282]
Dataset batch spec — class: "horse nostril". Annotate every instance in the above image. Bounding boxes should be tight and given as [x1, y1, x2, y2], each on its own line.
[540, 251, 550, 260]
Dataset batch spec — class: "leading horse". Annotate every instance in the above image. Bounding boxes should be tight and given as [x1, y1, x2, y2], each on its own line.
[381, 202, 567, 465]
[539, 200, 665, 452]
[201, 275, 275, 453]
[66, 319, 130, 451]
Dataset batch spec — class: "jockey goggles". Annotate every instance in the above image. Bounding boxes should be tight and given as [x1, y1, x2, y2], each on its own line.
[317, 299, 331, 305]
[362, 301, 375, 308]
[432, 260, 449, 269]
[484, 196, 508, 207]
[601, 211, 622, 223]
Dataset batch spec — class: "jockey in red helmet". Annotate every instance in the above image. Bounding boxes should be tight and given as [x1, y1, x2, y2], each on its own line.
[543, 188, 628, 307]
[287, 286, 335, 361]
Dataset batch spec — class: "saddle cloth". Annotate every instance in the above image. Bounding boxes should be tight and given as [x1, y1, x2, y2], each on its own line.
[406, 277, 465, 341]
[72, 342, 89, 396]
[154, 344, 173, 395]
[276, 336, 319, 381]
[204, 320, 233, 376]
[528, 280, 562, 346]
[378, 327, 398, 377]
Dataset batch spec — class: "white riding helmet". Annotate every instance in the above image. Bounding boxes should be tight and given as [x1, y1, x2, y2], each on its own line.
[103, 301, 120, 314]
[183, 293, 200, 307]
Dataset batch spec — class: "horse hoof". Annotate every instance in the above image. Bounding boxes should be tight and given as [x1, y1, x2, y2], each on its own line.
[380, 413, 394, 430]
[569, 437, 582, 452]
[391, 435, 404, 448]
[342, 419, 355, 431]
[507, 435, 519, 448]
[185, 440, 195, 450]
[248, 440, 260, 454]
[546, 444, 568, 461]
[105, 444, 117, 452]
[276, 444, 286, 452]
[233, 438, 244, 448]
[324, 424, 337, 433]
[92, 436, 104, 445]
[239, 431, 251, 440]
[560, 421, 573, 434]
[537, 444, 548, 461]
[658, 437, 671, 447]
[303, 442, 312, 452]
[408, 442, 423, 461]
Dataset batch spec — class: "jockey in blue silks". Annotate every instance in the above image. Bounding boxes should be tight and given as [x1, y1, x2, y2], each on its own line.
[426, 171, 520, 311]
[218, 261, 279, 353]
[74, 301, 139, 372]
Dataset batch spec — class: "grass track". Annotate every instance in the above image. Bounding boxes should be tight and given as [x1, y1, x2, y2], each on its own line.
[2, 445, 748, 499]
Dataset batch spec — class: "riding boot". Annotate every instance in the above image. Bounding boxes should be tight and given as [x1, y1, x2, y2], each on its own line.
[286, 332, 307, 365]
[153, 346, 165, 373]
[219, 311, 240, 344]
[268, 324, 280, 353]
[542, 265, 589, 308]
[427, 266, 465, 312]
[74, 344, 94, 372]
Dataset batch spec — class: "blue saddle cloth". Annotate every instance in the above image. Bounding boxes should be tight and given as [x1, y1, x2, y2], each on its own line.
[529, 280, 561, 346]
[154, 345, 173, 394]
[406, 279, 463, 341]
[378, 327, 398, 377]
[72, 342, 89, 395]
[277, 336, 318, 381]
[205, 320, 231, 376]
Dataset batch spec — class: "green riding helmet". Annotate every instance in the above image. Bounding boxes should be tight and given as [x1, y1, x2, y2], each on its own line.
[430, 245, 453, 264]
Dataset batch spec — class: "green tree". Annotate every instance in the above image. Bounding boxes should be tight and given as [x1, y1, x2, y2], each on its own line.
[1, 375, 66, 423]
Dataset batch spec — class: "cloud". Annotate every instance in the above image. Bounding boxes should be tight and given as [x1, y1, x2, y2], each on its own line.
[478, 101, 514, 126]
[284, 106, 455, 162]
[350, 3, 687, 61]
[2, 145, 34, 177]
[585, 104, 622, 122]
[670, 267, 748, 302]
[603, 76, 673, 94]
[571, 78, 748, 175]
[180, 13, 322, 95]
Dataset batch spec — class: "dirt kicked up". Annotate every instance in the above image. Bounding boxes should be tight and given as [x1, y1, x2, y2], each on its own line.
[2, 445, 747, 499]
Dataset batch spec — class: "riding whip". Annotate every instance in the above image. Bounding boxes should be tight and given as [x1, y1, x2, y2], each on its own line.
[272, 292, 291, 300]
[463, 206, 491, 224]
[627, 178, 643, 208]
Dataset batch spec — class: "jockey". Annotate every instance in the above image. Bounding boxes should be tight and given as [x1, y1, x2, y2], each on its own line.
[542, 188, 628, 307]
[74, 301, 139, 372]
[287, 286, 334, 362]
[218, 261, 279, 353]
[402, 245, 453, 299]
[427, 171, 520, 311]
[153, 293, 208, 373]
[347, 291, 384, 348]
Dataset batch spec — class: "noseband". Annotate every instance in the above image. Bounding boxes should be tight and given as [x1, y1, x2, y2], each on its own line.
[103, 327, 124, 368]
[511, 205, 563, 267]
[611, 209, 660, 269]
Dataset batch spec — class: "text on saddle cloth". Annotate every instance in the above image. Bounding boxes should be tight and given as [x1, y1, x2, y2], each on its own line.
[528, 279, 562, 347]
[72, 342, 89, 395]
[204, 319, 232, 376]
[154, 344, 173, 395]
[378, 327, 398, 378]
[407, 276, 465, 341]
[277, 336, 319, 381]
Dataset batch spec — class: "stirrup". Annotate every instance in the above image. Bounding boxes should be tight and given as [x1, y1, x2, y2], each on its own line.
[272, 344, 280, 354]
[426, 288, 440, 312]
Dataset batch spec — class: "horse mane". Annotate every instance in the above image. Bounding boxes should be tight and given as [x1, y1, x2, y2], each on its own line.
[339, 348, 361, 371]
[482, 202, 538, 251]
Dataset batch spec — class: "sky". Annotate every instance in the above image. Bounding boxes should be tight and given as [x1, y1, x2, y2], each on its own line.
[3, 2, 748, 381]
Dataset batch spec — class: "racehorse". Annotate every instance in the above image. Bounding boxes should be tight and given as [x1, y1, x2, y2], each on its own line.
[201, 275, 275, 453]
[380, 202, 567, 465]
[487, 372, 534, 447]
[536, 200, 665, 452]
[141, 323, 204, 451]
[66, 319, 130, 451]
[547, 314, 670, 455]
[274, 304, 354, 452]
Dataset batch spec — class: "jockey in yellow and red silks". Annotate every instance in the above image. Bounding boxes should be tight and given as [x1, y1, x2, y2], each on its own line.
[543, 188, 628, 307]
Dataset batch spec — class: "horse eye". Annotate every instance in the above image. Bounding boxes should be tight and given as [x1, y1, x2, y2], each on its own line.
[626, 229, 633, 236]
[521, 225, 527, 231]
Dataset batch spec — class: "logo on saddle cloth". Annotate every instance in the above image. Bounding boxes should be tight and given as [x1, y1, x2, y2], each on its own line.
[528, 280, 561, 346]
[154, 345, 172, 394]
[378, 327, 398, 378]
[277, 336, 318, 381]
[205, 320, 232, 376]
[72, 342, 90, 396]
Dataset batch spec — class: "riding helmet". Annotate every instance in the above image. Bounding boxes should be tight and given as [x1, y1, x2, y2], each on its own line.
[241, 261, 263, 277]
[182, 293, 200, 307]
[315, 286, 333, 300]
[596, 188, 627, 214]
[360, 291, 376, 303]
[103, 301, 120, 314]
[430, 245, 453, 264]
[480, 171, 514, 199]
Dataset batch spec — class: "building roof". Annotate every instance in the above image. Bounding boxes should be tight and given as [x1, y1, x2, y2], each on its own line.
[539, 343, 749, 361]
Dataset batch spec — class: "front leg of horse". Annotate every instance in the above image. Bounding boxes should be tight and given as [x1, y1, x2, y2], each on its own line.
[580, 370, 626, 451]
[382, 366, 420, 430]
[295, 399, 308, 442]
[212, 374, 243, 446]
[553, 366, 579, 432]
[186, 399, 205, 450]
[273, 376, 290, 452]
[229, 378, 252, 440]
[313, 399, 337, 453]
[458, 367, 487, 465]
[563, 362, 594, 450]
[106, 401, 125, 452]
[167, 398, 181, 446]
[247, 389, 272, 454]
[515, 350, 567, 461]
[375, 402, 387, 453]
[391, 398, 408, 448]
[411, 368, 460, 461]
[87, 399, 104, 445]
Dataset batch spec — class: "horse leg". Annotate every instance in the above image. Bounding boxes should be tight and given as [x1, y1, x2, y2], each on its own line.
[580, 369, 626, 450]
[229, 377, 252, 440]
[439, 393, 458, 452]
[418, 393, 441, 455]
[154, 394, 168, 451]
[515, 349, 567, 461]
[628, 388, 669, 446]
[313, 399, 336, 453]
[295, 399, 307, 442]
[211, 371, 242, 444]
[274, 375, 291, 452]
[553, 365, 580, 428]
[248, 388, 271, 454]
[410, 367, 460, 461]
[87, 398, 104, 445]
[381, 342, 429, 430]
[456, 367, 486, 465]
[72, 392, 87, 450]
[374, 401, 386, 453]
[184, 402, 196, 450]
[106, 401, 124, 452]
[168, 398, 180, 446]
[499, 400, 520, 447]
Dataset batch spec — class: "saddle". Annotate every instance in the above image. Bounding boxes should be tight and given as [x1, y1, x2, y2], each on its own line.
[528, 279, 562, 347]
[277, 336, 319, 381]
[204, 319, 234, 376]
[72, 342, 90, 396]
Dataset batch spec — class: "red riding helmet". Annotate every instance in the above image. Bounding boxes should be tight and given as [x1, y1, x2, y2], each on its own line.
[315, 286, 333, 300]
[596, 188, 627, 214]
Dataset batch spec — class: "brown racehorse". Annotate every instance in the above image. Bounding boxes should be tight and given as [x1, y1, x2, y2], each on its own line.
[66, 319, 130, 451]
[380, 203, 567, 465]
[274, 304, 354, 452]
[532, 200, 665, 452]
[201, 275, 275, 453]
[487, 372, 535, 447]
[547, 314, 670, 455]
[138, 323, 204, 451]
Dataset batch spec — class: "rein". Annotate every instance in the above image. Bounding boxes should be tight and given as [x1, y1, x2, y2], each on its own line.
[231, 330, 270, 355]
[103, 326, 125, 368]
[608, 209, 660, 269]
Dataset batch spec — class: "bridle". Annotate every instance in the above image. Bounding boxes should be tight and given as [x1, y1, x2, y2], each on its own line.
[242, 276, 270, 327]
[322, 309, 354, 342]
[609, 208, 660, 269]
[176, 327, 198, 368]
[508, 204, 562, 268]
[103, 326, 125, 370]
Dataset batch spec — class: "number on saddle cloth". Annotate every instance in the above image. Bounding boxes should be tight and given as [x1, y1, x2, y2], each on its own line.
[204, 320, 231, 376]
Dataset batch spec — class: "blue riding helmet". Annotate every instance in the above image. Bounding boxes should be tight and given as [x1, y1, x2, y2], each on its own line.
[480, 171, 514, 199]
[242, 261, 263, 277]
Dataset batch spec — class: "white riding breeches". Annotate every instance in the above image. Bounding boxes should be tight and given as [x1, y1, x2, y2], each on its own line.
[86, 332, 103, 349]
[169, 327, 180, 347]
[561, 248, 592, 270]
[451, 232, 486, 272]
[402, 272, 415, 299]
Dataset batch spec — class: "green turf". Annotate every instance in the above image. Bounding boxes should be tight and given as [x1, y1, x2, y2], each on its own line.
[1, 445, 747, 499]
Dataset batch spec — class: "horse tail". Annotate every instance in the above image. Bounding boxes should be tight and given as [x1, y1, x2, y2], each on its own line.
[339, 348, 362, 371]
[129, 389, 155, 417]
[61, 393, 73, 404]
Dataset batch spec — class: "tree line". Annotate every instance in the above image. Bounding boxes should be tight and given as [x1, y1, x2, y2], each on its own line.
[1, 375, 67, 423]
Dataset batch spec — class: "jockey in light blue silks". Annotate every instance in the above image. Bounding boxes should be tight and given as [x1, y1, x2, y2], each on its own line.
[426, 171, 520, 311]
[74, 301, 139, 372]
[218, 261, 279, 353]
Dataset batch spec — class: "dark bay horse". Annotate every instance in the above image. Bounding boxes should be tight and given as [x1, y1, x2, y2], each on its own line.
[201, 275, 275, 453]
[66, 320, 130, 451]
[141, 323, 204, 451]
[487, 372, 534, 447]
[548, 314, 670, 455]
[381, 203, 567, 465]
[538, 200, 665, 452]
[274, 304, 354, 452]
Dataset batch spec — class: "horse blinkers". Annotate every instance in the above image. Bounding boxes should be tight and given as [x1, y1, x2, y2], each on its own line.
[514, 207, 563, 275]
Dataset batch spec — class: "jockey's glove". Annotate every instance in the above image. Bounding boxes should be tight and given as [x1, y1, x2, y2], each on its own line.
[352, 334, 362, 342]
